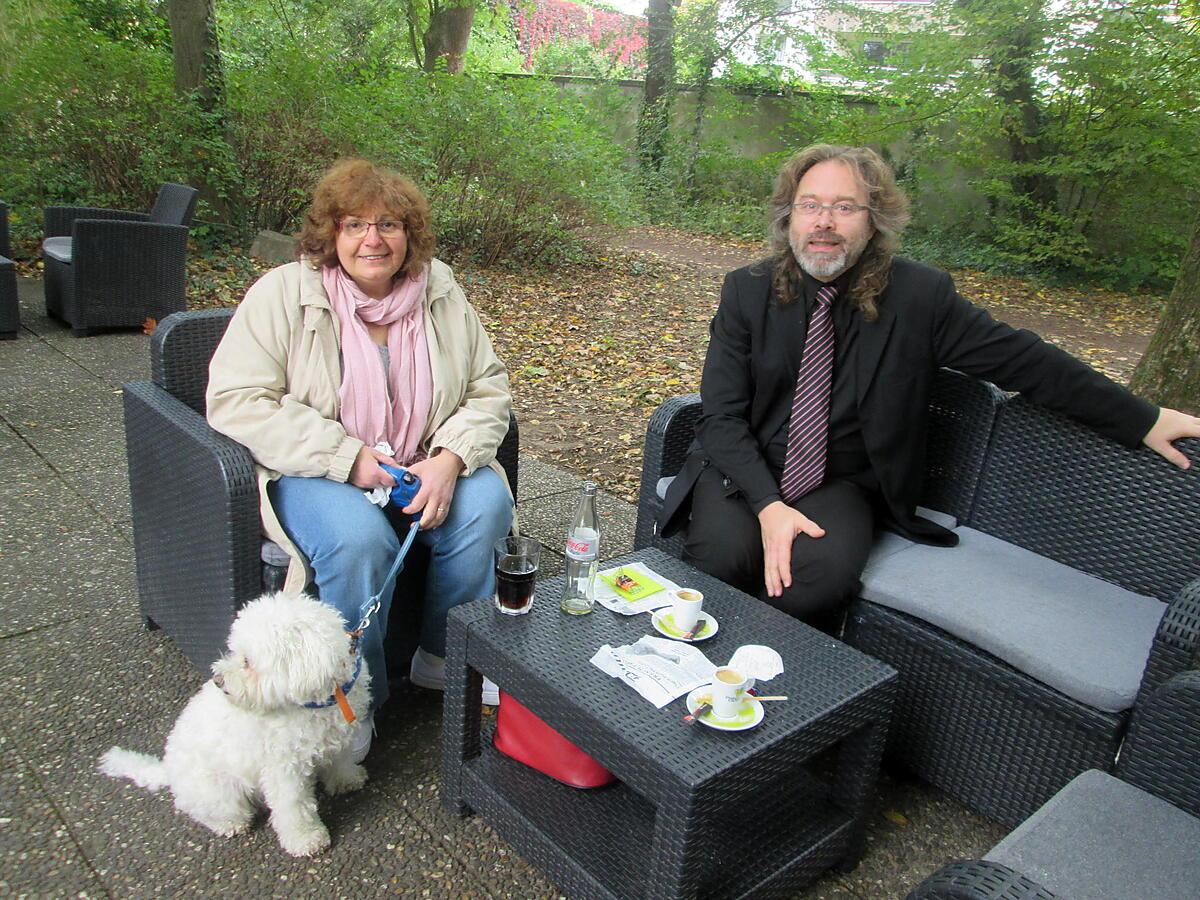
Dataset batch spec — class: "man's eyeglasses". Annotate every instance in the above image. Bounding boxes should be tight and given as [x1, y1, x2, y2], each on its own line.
[791, 200, 870, 219]
[339, 218, 404, 238]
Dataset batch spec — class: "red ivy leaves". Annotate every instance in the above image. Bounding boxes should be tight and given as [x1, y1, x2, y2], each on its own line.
[516, 0, 647, 70]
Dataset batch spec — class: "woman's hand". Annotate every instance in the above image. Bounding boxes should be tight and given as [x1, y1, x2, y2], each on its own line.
[758, 500, 825, 598]
[404, 450, 466, 529]
[1143, 407, 1200, 469]
[348, 446, 400, 489]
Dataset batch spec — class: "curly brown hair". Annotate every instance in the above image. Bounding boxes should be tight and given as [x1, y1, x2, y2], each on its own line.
[297, 158, 435, 279]
[765, 144, 910, 321]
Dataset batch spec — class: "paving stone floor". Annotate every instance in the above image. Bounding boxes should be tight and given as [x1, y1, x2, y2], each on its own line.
[0, 277, 1005, 898]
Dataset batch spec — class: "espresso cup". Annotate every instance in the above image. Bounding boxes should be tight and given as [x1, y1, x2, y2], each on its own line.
[669, 588, 704, 634]
[710, 666, 755, 719]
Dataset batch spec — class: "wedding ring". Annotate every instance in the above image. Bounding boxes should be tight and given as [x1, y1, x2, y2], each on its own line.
[437, 506, 446, 514]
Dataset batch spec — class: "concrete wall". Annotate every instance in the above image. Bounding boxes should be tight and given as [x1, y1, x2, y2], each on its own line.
[506, 72, 989, 229]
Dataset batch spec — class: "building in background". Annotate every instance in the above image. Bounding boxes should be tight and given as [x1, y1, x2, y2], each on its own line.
[728, 0, 935, 82]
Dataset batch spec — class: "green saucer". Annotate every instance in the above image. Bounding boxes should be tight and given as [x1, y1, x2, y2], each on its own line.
[653, 610, 718, 641]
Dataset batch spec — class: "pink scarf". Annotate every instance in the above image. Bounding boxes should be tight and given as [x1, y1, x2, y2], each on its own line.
[323, 264, 433, 466]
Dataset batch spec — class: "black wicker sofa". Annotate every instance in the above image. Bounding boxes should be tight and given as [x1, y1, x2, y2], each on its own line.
[123, 309, 519, 671]
[633, 369, 1200, 827]
[907, 669, 1200, 900]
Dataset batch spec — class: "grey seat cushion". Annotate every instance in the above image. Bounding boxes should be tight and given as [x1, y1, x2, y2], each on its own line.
[861, 526, 1165, 712]
[42, 237, 73, 264]
[986, 769, 1200, 900]
[656, 476, 674, 500]
[261, 539, 291, 567]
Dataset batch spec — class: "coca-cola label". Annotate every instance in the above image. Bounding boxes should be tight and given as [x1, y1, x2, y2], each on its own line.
[566, 529, 597, 558]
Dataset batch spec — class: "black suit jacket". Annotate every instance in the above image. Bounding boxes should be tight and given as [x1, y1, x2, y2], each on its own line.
[659, 257, 1158, 544]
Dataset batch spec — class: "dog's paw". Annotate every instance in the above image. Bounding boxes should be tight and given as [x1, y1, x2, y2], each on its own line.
[278, 823, 331, 857]
[321, 763, 368, 796]
[211, 819, 252, 838]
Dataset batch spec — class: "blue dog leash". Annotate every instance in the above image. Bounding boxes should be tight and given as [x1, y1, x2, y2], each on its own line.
[350, 519, 421, 636]
[304, 520, 421, 714]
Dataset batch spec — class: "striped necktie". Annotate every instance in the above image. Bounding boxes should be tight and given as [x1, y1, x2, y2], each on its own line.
[780, 283, 838, 504]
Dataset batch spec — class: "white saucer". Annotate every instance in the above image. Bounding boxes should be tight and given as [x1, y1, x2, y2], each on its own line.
[685, 687, 764, 732]
[651, 609, 719, 642]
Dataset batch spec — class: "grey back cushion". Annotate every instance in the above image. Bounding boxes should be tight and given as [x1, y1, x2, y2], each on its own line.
[43, 236, 73, 264]
[861, 526, 1165, 712]
[986, 769, 1200, 900]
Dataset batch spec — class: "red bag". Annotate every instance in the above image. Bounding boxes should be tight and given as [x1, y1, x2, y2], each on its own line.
[492, 691, 617, 789]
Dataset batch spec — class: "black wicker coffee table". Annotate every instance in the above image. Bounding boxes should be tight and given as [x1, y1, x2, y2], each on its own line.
[442, 548, 897, 900]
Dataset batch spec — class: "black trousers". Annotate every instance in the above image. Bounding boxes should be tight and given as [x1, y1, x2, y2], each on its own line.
[682, 465, 875, 631]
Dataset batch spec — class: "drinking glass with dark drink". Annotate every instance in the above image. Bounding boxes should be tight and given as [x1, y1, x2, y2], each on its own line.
[494, 536, 540, 615]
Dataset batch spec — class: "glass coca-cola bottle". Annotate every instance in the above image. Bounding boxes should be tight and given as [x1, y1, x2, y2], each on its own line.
[561, 482, 600, 615]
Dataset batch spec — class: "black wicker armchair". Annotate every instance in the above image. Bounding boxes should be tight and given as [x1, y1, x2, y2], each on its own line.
[907, 670, 1200, 899]
[123, 309, 520, 671]
[0, 200, 17, 338]
[634, 370, 1200, 827]
[43, 183, 198, 335]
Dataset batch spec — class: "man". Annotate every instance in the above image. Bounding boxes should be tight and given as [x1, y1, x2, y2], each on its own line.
[658, 144, 1200, 631]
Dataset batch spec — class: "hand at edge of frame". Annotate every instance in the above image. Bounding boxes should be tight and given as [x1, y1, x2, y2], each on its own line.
[1142, 407, 1200, 469]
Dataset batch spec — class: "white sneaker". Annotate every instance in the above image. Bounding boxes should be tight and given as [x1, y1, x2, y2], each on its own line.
[409, 646, 446, 689]
[410, 647, 500, 706]
[480, 677, 500, 706]
[351, 713, 374, 764]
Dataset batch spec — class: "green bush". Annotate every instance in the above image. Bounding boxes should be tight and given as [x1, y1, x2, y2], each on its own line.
[225, 52, 342, 234]
[0, 11, 637, 267]
[323, 72, 637, 267]
[0, 14, 223, 247]
[532, 40, 633, 79]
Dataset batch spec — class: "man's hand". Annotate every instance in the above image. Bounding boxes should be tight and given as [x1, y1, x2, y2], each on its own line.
[348, 446, 399, 489]
[1142, 407, 1200, 469]
[404, 450, 466, 529]
[758, 500, 825, 598]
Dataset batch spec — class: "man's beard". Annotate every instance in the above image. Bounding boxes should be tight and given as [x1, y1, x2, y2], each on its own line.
[789, 230, 869, 279]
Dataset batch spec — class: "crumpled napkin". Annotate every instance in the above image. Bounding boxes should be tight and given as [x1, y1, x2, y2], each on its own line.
[365, 441, 397, 508]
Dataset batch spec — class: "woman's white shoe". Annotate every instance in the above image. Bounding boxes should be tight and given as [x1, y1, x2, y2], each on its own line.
[351, 714, 374, 764]
[410, 647, 500, 705]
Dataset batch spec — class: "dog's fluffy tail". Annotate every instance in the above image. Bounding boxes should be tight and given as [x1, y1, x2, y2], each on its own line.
[98, 747, 168, 792]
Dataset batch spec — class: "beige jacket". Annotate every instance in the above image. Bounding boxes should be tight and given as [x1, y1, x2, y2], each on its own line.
[206, 257, 512, 592]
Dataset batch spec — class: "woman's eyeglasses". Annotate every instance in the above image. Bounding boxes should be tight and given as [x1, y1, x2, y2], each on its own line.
[339, 218, 404, 238]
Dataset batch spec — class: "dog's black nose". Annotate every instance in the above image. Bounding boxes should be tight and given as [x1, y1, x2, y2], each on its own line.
[212, 674, 225, 689]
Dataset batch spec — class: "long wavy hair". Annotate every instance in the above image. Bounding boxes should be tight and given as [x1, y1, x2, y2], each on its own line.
[765, 145, 910, 321]
[297, 158, 435, 279]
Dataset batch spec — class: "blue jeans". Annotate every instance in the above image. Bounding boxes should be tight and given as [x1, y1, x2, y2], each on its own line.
[268, 466, 513, 710]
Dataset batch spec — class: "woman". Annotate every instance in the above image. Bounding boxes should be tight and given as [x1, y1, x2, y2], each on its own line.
[207, 159, 513, 760]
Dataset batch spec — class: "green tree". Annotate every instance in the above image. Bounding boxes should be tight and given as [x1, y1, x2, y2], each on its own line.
[674, 0, 828, 194]
[639, 0, 677, 179]
[807, 0, 1200, 284]
[1130, 217, 1200, 413]
[166, 0, 223, 113]
[419, 0, 474, 73]
[166, 0, 235, 219]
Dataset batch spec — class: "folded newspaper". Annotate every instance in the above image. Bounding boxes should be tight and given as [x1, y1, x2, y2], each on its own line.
[591, 638, 785, 709]
[591, 637, 715, 707]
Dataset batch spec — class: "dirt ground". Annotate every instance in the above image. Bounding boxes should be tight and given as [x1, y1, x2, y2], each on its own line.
[465, 226, 1163, 501]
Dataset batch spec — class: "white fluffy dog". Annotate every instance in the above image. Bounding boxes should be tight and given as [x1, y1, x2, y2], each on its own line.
[99, 592, 371, 857]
